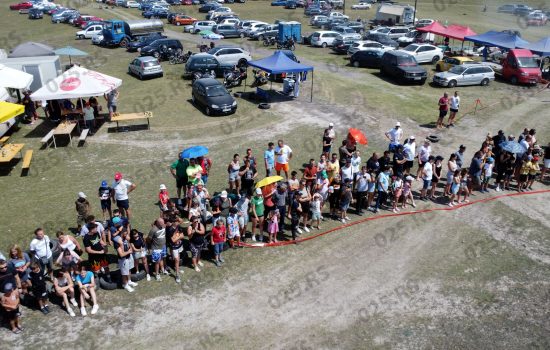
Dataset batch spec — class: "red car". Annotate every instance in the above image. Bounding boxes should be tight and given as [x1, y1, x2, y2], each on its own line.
[73, 15, 103, 27]
[9, 1, 33, 10]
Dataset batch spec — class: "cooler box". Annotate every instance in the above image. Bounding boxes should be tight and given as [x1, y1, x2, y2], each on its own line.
[278, 21, 301, 43]
[283, 78, 295, 94]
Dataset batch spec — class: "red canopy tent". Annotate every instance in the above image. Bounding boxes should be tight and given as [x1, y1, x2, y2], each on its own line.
[416, 21, 448, 37]
[444, 25, 477, 41]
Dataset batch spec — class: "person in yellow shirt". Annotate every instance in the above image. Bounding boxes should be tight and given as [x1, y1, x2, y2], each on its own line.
[185, 158, 203, 184]
[326, 153, 340, 181]
[517, 155, 533, 192]
[527, 156, 540, 190]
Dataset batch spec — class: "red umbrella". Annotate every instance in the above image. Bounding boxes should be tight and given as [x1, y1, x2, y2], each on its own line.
[348, 128, 368, 145]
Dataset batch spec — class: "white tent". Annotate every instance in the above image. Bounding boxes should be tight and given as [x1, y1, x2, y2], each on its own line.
[30, 66, 121, 101]
[0, 64, 34, 90]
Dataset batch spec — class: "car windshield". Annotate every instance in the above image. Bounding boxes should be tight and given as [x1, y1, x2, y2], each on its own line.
[206, 85, 228, 97]
[397, 56, 417, 66]
[403, 45, 419, 52]
[517, 57, 539, 68]
[143, 61, 159, 67]
[344, 28, 354, 33]
[377, 28, 390, 33]
[449, 66, 467, 74]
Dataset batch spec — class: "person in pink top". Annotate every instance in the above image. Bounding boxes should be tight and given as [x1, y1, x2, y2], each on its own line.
[158, 184, 172, 214]
[437, 92, 449, 129]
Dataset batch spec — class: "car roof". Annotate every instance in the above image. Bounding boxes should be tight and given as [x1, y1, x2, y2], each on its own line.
[136, 56, 159, 62]
[195, 78, 222, 87]
[384, 50, 413, 57]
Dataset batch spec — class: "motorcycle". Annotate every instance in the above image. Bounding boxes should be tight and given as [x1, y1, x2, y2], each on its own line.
[223, 68, 247, 88]
[169, 50, 192, 65]
[263, 36, 277, 47]
[276, 36, 296, 51]
[250, 69, 268, 87]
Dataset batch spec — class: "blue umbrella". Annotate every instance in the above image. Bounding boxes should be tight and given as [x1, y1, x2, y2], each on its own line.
[181, 145, 209, 159]
[54, 46, 88, 65]
[499, 141, 526, 154]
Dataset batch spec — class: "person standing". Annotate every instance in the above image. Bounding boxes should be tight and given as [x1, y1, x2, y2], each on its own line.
[170, 156, 189, 205]
[75, 192, 91, 232]
[29, 228, 54, 280]
[326, 153, 340, 182]
[239, 159, 257, 196]
[447, 91, 460, 127]
[22, 90, 38, 124]
[289, 191, 302, 243]
[322, 129, 334, 159]
[272, 184, 288, 233]
[147, 218, 167, 280]
[392, 145, 407, 178]
[250, 188, 265, 242]
[104, 88, 119, 120]
[83, 223, 110, 279]
[166, 218, 184, 283]
[111, 172, 136, 220]
[468, 152, 483, 194]
[187, 216, 206, 272]
[274, 140, 293, 180]
[385, 122, 403, 152]
[416, 140, 432, 180]
[197, 155, 212, 185]
[264, 142, 275, 177]
[402, 136, 416, 175]
[297, 180, 312, 232]
[444, 153, 458, 196]
[437, 92, 449, 129]
[303, 159, 318, 193]
[227, 154, 241, 194]
[355, 166, 369, 215]
[83, 102, 95, 135]
[420, 156, 435, 201]
[114, 229, 138, 293]
[98, 180, 112, 222]
[455, 145, 466, 169]
[211, 219, 226, 267]
[372, 166, 391, 213]
[1, 283, 22, 333]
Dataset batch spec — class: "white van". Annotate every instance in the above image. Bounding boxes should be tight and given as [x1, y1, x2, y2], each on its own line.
[76, 25, 104, 40]
[311, 31, 340, 47]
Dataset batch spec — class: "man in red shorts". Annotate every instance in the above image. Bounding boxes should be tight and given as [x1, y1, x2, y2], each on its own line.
[274, 139, 293, 180]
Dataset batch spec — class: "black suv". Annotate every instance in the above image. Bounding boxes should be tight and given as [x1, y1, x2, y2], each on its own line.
[191, 78, 237, 116]
[380, 51, 427, 84]
[183, 53, 234, 79]
[140, 39, 183, 59]
[127, 33, 167, 52]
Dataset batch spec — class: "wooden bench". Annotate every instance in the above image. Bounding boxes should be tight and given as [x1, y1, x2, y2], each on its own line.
[21, 150, 33, 176]
[110, 112, 153, 131]
[41, 130, 55, 148]
[0, 136, 9, 146]
[78, 129, 90, 146]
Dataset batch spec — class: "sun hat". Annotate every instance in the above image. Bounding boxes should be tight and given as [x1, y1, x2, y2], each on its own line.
[78, 192, 87, 199]
[114, 172, 122, 181]
[395, 122, 401, 127]
[159, 184, 167, 190]
[410, 135, 415, 140]
[220, 190, 228, 198]
[329, 122, 334, 127]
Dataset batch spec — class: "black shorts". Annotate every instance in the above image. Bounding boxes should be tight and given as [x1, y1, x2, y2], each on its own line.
[301, 202, 310, 215]
[176, 177, 188, 189]
[438, 110, 448, 119]
[100, 199, 111, 210]
[32, 285, 48, 299]
[450, 108, 459, 113]
[519, 174, 528, 182]
[527, 174, 536, 181]
[116, 199, 129, 209]
[405, 160, 414, 170]
[4, 307, 20, 320]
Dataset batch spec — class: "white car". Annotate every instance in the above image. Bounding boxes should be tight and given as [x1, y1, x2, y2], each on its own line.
[415, 19, 434, 28]
[125, 1, 140, 8]
[401, 44, 443, 64]
[328, 11, 349, 20]
[244, 22, 268, 37]
[76, 25, 104, 39]
[218, 18, 240, 26]
[311, 30, 340, 47]
[91, 33, 104, 45]
[209, 6, 232, 15]
[209, 46, 252, 66]
[333, 27, 362, 40]
[192, 20, 217, 34]
[351, 2, 372, 10]
[347, 40, 393, 55]
[310, 15, 327, 25]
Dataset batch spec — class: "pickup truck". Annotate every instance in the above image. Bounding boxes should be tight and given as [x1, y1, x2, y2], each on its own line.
[484, 49, 542, 85]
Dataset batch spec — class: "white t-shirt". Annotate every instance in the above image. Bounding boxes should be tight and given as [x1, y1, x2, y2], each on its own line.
[30, 236, 52, 259]
[275, 145, 292, 164]
[484, 163, 493, 177]
[403, 142, 416, 161]
[423, 162, 433, 180]
[351, 156, 361, 174]
[79, 221, 105, 237]
[419, 145, 432, 162]
[450, 96, 460, 110]
[387, 128, 403, 144]
[356, 173, 369, 192]
[112, 179, 133, 201]
[341, 165, 353, 182]
[83, 107, 95, 121]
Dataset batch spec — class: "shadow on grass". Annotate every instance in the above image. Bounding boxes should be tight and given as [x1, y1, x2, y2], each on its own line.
[22, 119, 56, 139]
[106, 124, 150, 133]
[0, 159, 20, 177]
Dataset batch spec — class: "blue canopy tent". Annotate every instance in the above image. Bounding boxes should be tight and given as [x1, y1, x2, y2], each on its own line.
[247, 51, 315, 101]
[518, 37, 550, 58]
[464, 31, 530, 61]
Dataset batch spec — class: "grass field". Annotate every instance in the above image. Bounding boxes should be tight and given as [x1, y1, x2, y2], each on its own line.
[0, 0, 549, 349]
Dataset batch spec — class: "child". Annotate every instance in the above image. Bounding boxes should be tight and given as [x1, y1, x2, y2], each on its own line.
[401, 176, 416, 209]
[527, 156, 540, 190]
[391, 175, 403, 213]
[159, 184, 172, 213]
[448, 170, 461, 207]
[227, 207, 242, 249]
[458, 169, 470, 203]
[98, 180, 112, 223]
[55, 248, 82, 278]
[130, 229, 151, 281]
[1, 283, 22, 333]
[29, 263, 49, 315]
[310, 193, 322, 230]
[481, 157, 494, 192]
[211, 219, 226, 266]
[267, 209, 280, 243]
[75, 265, 99, 316]
[339, 184, 353, 223]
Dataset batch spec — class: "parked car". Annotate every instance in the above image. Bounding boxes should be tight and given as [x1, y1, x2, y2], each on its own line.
[271, 0, 287, 5]
[351, 2, 371, 10]
[198, 3, 220, 12]
[527, 12, 548, 25]
[331, 37, 358, 54]
[401, 43, 443, 64]
[192, 78, 237, 116]
[250, 24, 278, 40]
[140, 38, 183, 59]
[285, 1, 296, 9]
[433, 64, 495, 87]
[173, 14, 197, 26]
[51, 9, 77, 23]
[310, 15, 327, 25]
[128, 56, 163, 80]
[208, 46, 251, 66]
[350, 50, 383, 68]
[9, 1, 33, 10]
[126, 32, 167, 51]
[244, 22, 269, 37]
[76, 24, 104, 39]
[347, 40, 393, 55]
[435, 56, 476, 71]
[415, 18, 434, 28]
[213, 24, 241, 38]
[217, 18, 240, 26]
[28, 8, 43, 19]
[304, 6, 322, 16]
[332, 26, 361, 40]
[184, 53, 234, 78]
[125, 1, 140, 8]
[327, 11, 349, 20]
[380, 50, 427, 84]
[497, 4, 518, 13]
[364, 33, 399, 49]
[346, 21, 366, 34]
[368, 26, 410, 39]
[73, 15, 102, 28]
[92, 33, 104, 45]
[192, 20, 217, 33]
[311, 30, 340, 47]
[514, 5, 532, 16]
[142, 8, 170, 18]
[312, 16, 330, 28]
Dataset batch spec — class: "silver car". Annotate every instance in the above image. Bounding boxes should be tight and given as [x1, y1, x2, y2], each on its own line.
[128, 56, 163, 80]
[433, 64, 495, 87]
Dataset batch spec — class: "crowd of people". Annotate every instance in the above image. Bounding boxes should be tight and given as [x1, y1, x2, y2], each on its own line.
[0, 122, 548, 334]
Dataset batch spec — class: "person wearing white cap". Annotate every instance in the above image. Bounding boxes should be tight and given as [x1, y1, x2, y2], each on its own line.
[158, 184, 172, 213]
[385, 122, 403, 152]
[402, 136, 416, 175]
[75, 192, 91, 232]
[326, 122, 336, 141]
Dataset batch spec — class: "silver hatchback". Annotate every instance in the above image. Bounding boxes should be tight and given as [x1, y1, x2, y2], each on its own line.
[128, 56, 163, 80]
[433, 64, 495, 88]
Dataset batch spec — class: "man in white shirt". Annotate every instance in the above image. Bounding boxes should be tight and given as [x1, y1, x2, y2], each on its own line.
[274, 139, 293, 179]
[447, 91, 460, 127]
[111, 172, 137, 220]
[29, 228, 53, 280]
[385, 122, 403, 152]
[420, 156, 435, 200]
[355, 166, 369, 215]
[402, 136, 416, 175]
[416, 140, 432, 180]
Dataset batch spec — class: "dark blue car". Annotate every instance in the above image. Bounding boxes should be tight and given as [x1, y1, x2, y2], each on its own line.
[271, 0, 287, 6]
[126, 33, 167, 52]
[142, 8, 170, 19]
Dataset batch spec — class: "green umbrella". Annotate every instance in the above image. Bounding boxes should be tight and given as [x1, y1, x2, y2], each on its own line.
[54, 46, 89, 65]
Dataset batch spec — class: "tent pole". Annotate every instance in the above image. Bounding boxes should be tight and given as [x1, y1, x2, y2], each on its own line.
[310, 71, 313, 103]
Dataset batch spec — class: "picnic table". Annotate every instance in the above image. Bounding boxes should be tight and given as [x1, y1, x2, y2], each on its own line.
[53, 121, 77, 148]
[61, 108, 83, 117]
[110, 111, 153, 131]
[0, 143, 24, 163]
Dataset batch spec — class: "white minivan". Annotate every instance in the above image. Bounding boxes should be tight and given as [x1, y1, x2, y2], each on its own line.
[76, 25, 104, 39]
[311, 31, 340, 47]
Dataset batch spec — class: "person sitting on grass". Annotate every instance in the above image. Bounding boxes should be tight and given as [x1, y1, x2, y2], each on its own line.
[211, 219, 226, 267]
[7, 245, 31, 296]
[53, 269, 78, 317]
[55, 248, 82, 278]
[29, 263, 49, 315]
[75, 265, 99, 316]
[114, 229, 138, 293]
[130, 229, 150, 281]
[1, 283, 22, 334]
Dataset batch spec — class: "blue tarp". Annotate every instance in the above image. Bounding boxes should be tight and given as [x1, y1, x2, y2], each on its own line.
[464, 31, 530, 50]
[519, 37, 550, 56]
[247, 51, 314, 74]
